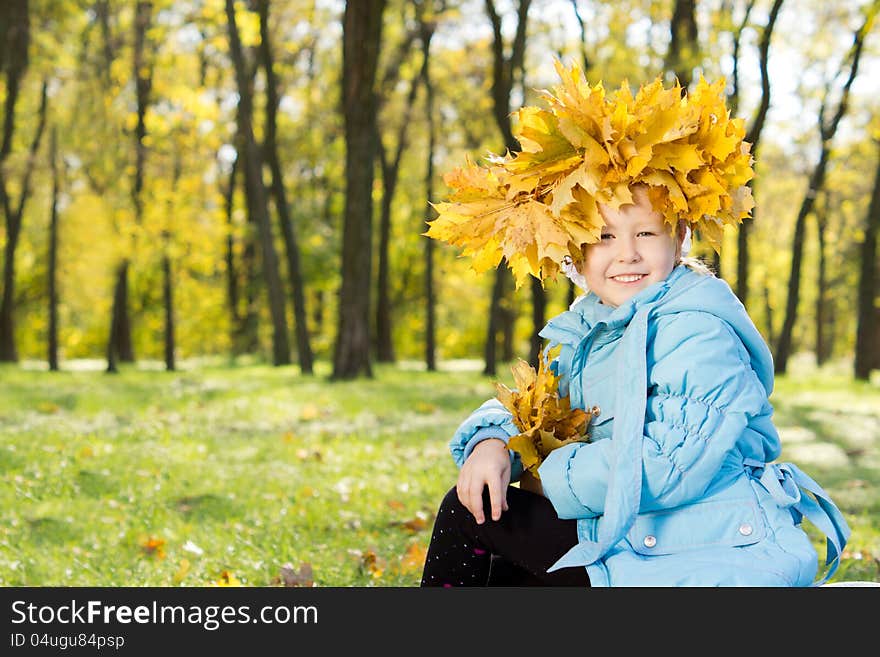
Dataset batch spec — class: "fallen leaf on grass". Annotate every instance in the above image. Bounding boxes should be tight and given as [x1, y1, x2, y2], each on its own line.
[299, 404, 320, 420]
[389, 510, 432, 532]
[141, 536, 166, 559]
[173, 559, 191, 584]
[272, 562, 314, 587]
[359, 550, 385, 578]
[295, 448, 323, 462]
[212, 570, 243, 586]
[399, 543, 428, 574]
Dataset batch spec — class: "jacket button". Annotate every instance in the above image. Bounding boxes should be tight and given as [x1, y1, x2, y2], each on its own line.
[643, 535, 657, 548]
[738, 523, 753, 536]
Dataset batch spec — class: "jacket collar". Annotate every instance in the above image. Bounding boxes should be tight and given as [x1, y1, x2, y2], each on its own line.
[539, 265, 691, 349]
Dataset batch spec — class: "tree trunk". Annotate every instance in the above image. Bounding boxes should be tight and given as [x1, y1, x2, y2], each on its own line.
[162, 157, 181, 372]
[223, 153, 242, 354]
[502, 292, 515, 363]
[332, 0, 386, 380]
[737, 0, 784, 306]
[484, 0, 531, 377]
[373, 9, 421, 365]
[226, 0, 290, 366]
[312, 289, 324, 339]
[241, 199, 260, 354]
[815, 207, 828, 366]
[376, 141, 397, 364]
[568, 0, 592, 74]
[0, 1, 35, 362]
[376, 67, 420, 363]
[258, 0, 313, 374]
[775, 152, 827, 374]
[855, 138, 880, 380]
[665, 0, 698, 89]
[48, 124, 59, 371]
[106, 260, 130, 373]
[763, 281, 775, 349]
[112, 0, 153, 366]
[419, 16, 437, 372]
[162, 251, 175, 371]
[529, 277, 546, 368]
[776, 9, 871, 374]
[2, 79, 47, 362]
[113, 263, 134, 362]
[132, 0, 151, 224]
[484, 268, 504, 377]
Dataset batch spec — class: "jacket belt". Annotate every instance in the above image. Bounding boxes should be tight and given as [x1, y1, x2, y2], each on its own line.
[745, 458, 851, 586]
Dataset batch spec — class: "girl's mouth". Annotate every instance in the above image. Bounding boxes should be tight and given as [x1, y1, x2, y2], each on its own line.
[610, 274, 646, 284]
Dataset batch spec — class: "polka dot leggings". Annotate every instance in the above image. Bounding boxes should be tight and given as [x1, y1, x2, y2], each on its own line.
[419, 485, 590, 587]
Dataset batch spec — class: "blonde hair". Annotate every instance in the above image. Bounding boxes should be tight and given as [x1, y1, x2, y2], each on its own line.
[679, 255, 714, 277]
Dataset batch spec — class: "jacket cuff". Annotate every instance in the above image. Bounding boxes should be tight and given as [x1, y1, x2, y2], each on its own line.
[462, 426, 512, 460]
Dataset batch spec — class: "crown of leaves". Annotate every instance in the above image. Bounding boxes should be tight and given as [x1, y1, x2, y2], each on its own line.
[424, 59, 756, 289]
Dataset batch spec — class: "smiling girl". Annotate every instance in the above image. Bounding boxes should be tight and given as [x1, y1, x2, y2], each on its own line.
[420, 64, 849, 587]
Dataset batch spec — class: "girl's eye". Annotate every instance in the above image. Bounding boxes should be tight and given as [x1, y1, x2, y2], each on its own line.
[600, 234, 613, 240]
[638, 231, 655, 237]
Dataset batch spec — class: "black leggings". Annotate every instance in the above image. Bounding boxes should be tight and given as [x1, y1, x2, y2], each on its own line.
[420, 485, 590, 587]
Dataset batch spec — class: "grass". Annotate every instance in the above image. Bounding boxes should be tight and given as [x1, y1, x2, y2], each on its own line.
[0, 357, 878, 586]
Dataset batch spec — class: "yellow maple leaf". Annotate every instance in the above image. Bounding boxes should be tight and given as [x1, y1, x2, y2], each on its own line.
[495, 350, 598, 478]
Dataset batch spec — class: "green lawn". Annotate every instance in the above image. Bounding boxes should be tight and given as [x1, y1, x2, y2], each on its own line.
[1, 358, 878, 586]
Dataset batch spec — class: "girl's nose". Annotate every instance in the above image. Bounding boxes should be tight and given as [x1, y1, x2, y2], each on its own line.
[616, 237, 641, 262]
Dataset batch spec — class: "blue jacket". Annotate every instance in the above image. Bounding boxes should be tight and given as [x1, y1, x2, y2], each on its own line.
[449, 265, 849, 586]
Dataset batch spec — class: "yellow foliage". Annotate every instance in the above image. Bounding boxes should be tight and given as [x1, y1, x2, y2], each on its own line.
[425, 60, 755, 289]
[494, 348, 599, 478]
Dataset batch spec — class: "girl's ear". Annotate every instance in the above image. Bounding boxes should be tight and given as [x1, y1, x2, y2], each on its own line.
[674, 219, 688, 259]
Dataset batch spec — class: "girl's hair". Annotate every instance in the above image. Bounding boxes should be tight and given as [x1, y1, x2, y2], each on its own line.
[674, 218, 714, 277]
[679, 255, 714, 277]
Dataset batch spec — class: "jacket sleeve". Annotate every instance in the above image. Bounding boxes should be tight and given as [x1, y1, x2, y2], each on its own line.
[448, 398, 524, 481]
[538, 311, 772, 519]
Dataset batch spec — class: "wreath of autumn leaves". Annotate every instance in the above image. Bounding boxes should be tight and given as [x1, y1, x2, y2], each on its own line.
[424, 59, 756, 290]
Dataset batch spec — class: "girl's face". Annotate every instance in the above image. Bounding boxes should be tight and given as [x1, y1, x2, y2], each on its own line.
[581, 186, 683, 308]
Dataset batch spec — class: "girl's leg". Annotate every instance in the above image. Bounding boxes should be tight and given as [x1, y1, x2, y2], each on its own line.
[419, 485, 589, 587]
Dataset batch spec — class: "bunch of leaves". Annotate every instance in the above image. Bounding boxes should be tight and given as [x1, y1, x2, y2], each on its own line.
[494, 350, 598, 478]
[424, 59, 755, 289]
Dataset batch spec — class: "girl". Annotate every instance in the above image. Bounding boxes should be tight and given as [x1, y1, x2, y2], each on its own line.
[420, 65, 849, 587]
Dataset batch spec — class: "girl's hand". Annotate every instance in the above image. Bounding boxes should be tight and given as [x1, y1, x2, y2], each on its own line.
[457, 438, 511, 524]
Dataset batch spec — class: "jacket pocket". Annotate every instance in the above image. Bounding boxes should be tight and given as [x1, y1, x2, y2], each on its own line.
[626, 497, 766, 556]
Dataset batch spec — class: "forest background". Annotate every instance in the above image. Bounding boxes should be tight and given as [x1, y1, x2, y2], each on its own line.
[0, 0, 878, 379]
[1, 0, 880, 586]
